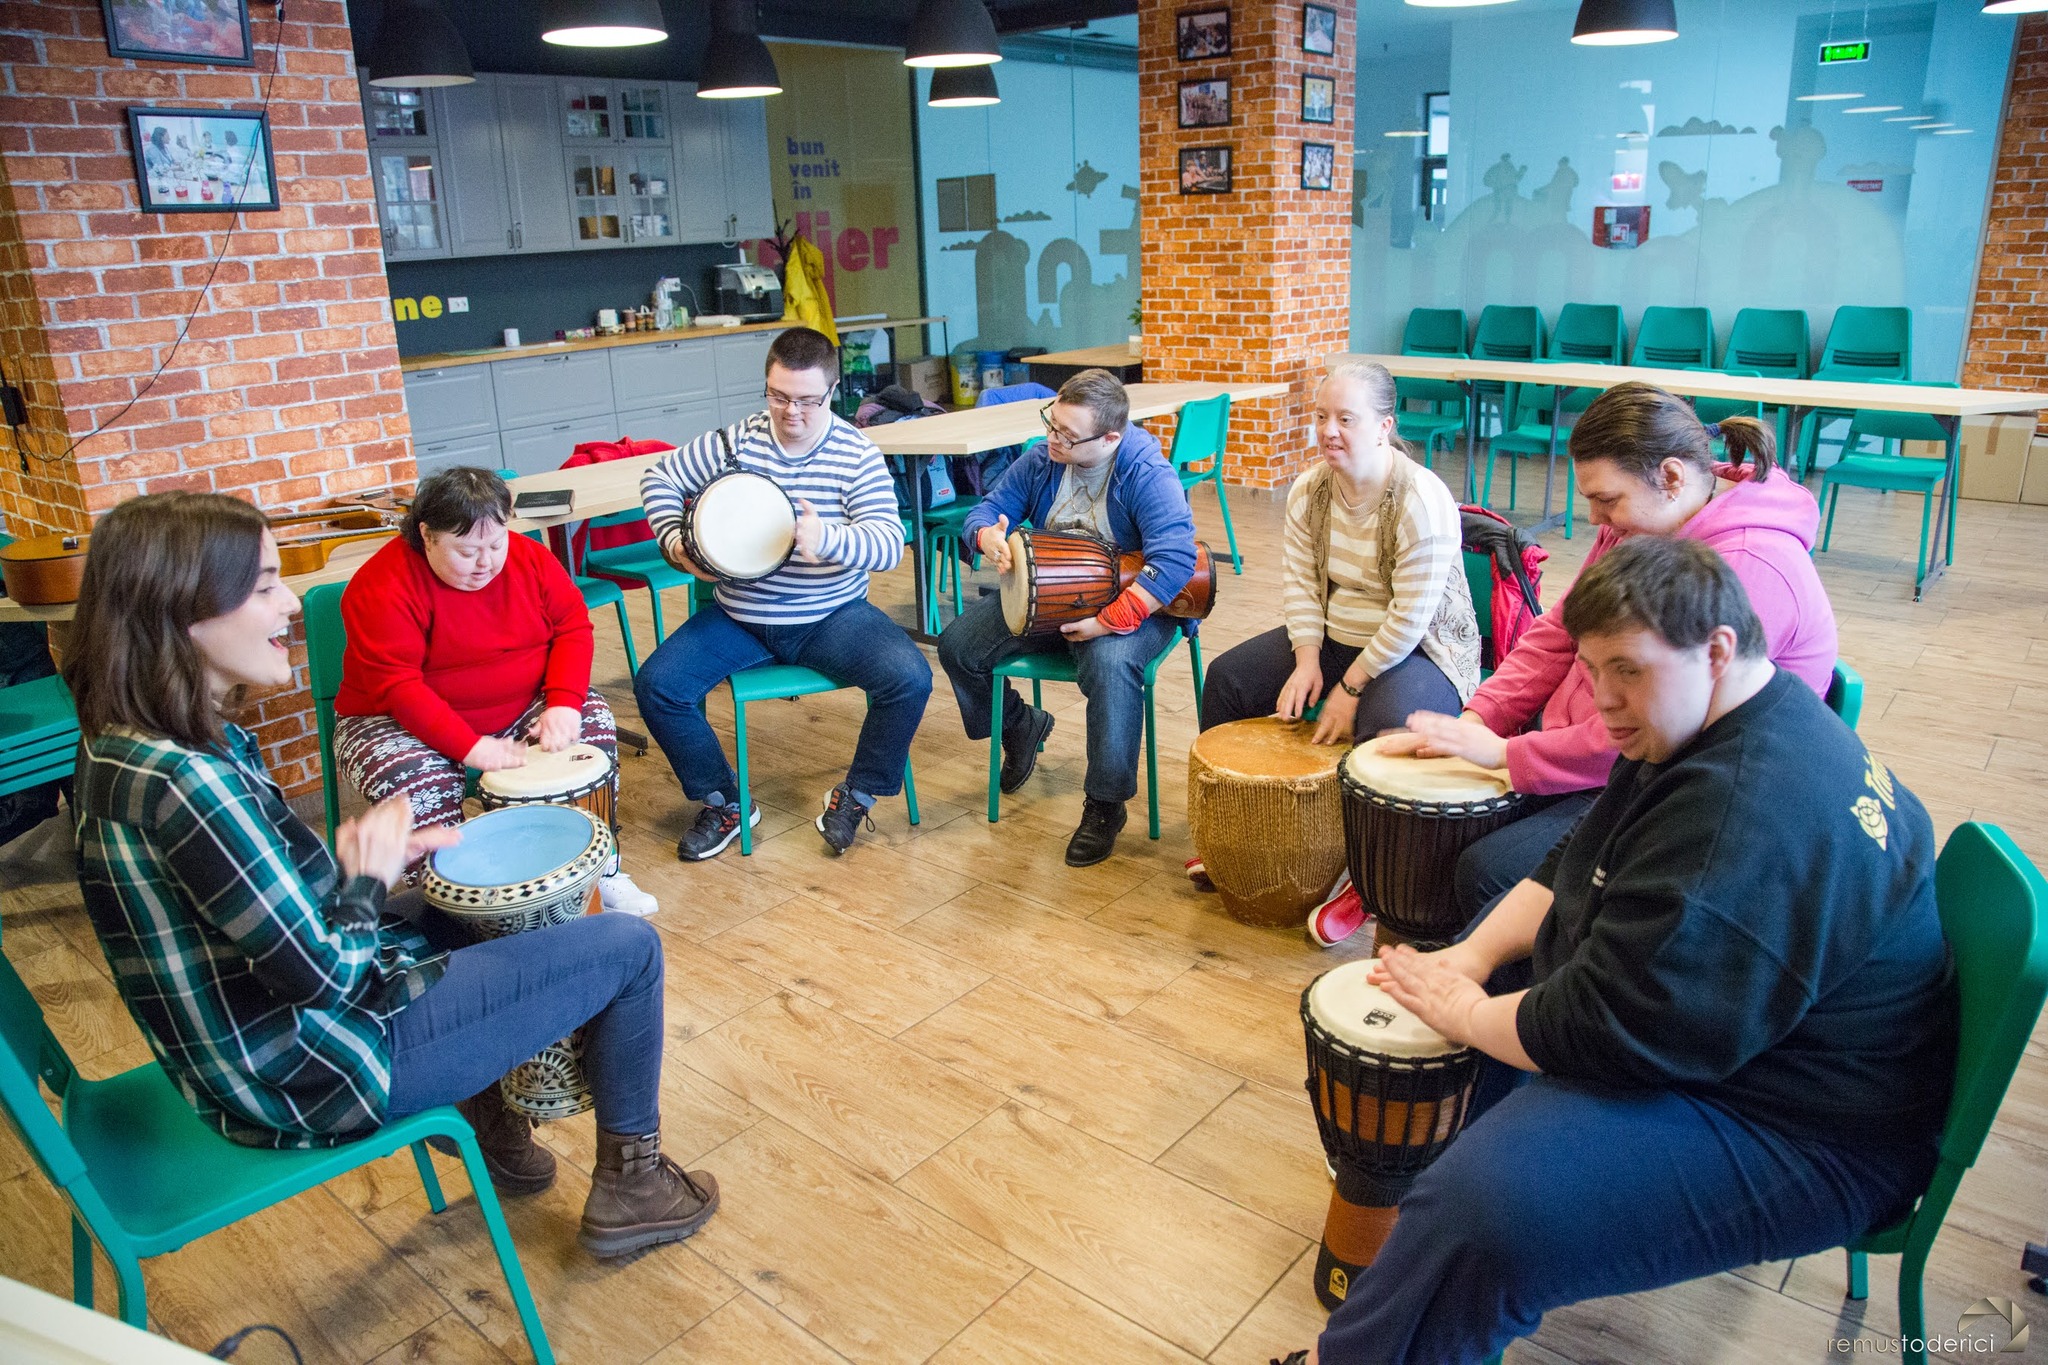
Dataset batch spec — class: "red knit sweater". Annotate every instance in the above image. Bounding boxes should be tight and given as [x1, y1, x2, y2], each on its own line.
[334, 533, 594, 762]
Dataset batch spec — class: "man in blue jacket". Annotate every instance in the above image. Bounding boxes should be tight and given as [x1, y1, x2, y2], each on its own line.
[939, 369, 1198, 866]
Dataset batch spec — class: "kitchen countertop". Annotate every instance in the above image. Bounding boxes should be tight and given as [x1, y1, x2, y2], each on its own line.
[399, 319, 786, 372]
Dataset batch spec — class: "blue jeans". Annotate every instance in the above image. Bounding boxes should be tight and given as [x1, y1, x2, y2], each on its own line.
[1451, 790, 1598, 925]
[1199, 626, 1460, 739]
[384, 901, 665, 1136]
[1318, 1075, 1934, 1364]
[633, 597, 931, 802]
[936, 591, 1177, 805]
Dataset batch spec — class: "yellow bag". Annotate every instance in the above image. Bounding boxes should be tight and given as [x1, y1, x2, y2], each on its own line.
[779, 234, 837, 345]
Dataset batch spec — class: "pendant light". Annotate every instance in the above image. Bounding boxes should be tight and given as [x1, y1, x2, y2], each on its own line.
[903, 0, 1001, 68]
[1571, 0, 1679, 44]
[540, 0, 667, 48]
[698, 0, 782, 99]
[928, 64, 1000, 107]
[1984, 0, 2048, 12]
[363, 0, 474, 87]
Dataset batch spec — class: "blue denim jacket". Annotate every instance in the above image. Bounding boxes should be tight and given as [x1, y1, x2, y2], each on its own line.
[957, 423, 1199, 604]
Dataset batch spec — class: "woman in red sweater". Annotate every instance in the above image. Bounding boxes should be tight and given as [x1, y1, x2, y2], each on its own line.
[334, 467, 656, 915]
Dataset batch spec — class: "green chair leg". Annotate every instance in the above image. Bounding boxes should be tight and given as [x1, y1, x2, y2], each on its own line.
[410, 1138, 448, 1214]
[455, 1136, 558, 1365]
[112, 1245, 147, 1329]
[1846, 1247, 1868, 1300]
[1211, 474, 1243, 573]
[1143, 675, 1160, 840]
[1189, 633, 1205, 726]
[1563, 456, 1576, 540]
[902, 758, 920, 826]
[71, 1218, 93, 1310]
[1821, 485, 1840, 552]
[986, 674, 1004, 824]
[649, 589, 668, 646]
[1898, 1244, 1929, 1365]
[1913, 487, 1935, 599]
[611, 599, 640, 675]
[735, 699, 755, 855]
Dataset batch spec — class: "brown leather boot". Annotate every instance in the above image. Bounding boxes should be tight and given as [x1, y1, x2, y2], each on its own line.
[579, 1129, 720, 1259]
[428, 1086, 556, 1196]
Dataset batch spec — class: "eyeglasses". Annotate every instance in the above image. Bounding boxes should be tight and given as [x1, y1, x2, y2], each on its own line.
[764, 385, 834, 411]
[1039, 403, 1108, 450]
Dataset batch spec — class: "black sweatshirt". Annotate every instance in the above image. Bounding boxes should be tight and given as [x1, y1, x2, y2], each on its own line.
[1517, 669, 1956, 1149]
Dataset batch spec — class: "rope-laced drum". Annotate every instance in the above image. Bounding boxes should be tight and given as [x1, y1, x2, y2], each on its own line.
[1187, 717, 1345, 928]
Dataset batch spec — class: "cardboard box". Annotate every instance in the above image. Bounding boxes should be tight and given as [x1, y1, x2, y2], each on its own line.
[1912, 414, 2036, 502]
[902, 357, 949, 406]
[2022, 437, 2048, 505]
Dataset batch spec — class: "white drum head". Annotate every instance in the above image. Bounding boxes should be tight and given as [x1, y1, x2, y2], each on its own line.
[696, 473, 796, 579]
[1343, 735, 1513, 802]
[1308, 960, 1462, 1058]
[479, 742, 613, 800]
[999, 530, 1032, 635]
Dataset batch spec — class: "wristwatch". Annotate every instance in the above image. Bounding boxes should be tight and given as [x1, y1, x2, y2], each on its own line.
[1337, 677, 1363, 697]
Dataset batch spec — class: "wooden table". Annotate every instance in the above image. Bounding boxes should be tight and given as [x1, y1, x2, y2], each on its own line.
[1344, 352, 2048, 593]
[1027, 343, 1144, 387]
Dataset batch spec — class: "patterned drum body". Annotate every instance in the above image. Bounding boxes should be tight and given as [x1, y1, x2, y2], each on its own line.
[1187, 718, 1344, 927]
[999, 529, 1221, 637]
[1339, 737, 1524, 950]
[1302, 961, 1480, 1310]
[422, 805, 613, 1121]
[683, 471, 796, 582]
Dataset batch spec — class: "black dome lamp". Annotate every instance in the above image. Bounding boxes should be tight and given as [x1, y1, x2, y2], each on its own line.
[364, 0, 475, 87]
[904, 0, 1001, 68]
[1983, 0, 2048, 13]
[698, 0, 782, 99]
[928, 63, 999, 107]
[540, 0, 668, 48]
[1571, 0, 1679, 44]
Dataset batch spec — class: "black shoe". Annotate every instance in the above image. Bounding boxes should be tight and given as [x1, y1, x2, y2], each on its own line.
[816, 782, 874, 855]
[999, 707, 1056, 794]
[1065, 797, 1127, 867]
[676, 801, 759, 861]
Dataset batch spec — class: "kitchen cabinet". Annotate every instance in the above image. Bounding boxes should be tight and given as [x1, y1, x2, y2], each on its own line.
[490, 350, 616, 430]
[414, 430, 504, 480]
[611, 337, 719, 410]
[498, 76, 576, 255]
[403, 363, 498, 441]
[667, 83, 774, 244]
[438, 78, 509, 257]
[362, 86, 448, 260]
[721, 99, 774, 241]
[499, 414, 620, 478]
[714, 331, 777, 397]
[615, 399, 720, 452]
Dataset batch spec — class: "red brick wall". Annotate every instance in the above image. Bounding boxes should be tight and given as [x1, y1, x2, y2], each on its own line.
[1138, 0, 1354, 488]
[0, 0, 412, 796]
[1963, 14, 2048, 424]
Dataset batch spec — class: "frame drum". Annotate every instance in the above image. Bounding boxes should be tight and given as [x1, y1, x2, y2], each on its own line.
[683, 471, 796, 582]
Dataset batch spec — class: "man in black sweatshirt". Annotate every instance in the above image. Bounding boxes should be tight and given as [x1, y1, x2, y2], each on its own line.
[1302, 537, 1956, 1365]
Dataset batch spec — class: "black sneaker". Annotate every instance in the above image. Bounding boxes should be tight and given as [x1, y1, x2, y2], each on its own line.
[1065, 797, 1127, 867]
[999, 706, 1056, 794]
[676, 801, 759, 861]
[816, 783, 875, 855]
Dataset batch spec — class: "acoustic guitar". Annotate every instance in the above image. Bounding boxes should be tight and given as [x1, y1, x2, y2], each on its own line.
[0, 531, 89, 605]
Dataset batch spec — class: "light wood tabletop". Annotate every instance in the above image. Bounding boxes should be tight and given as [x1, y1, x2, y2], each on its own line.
[866, 380, 1290, 456]
[1028, 344, 1144, 370]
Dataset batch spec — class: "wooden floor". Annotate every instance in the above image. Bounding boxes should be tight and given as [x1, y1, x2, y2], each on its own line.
[6, 451, 2048, 1364]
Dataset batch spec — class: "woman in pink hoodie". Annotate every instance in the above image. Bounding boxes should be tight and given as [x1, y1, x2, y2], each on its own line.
[1395, 382, 1838, 923]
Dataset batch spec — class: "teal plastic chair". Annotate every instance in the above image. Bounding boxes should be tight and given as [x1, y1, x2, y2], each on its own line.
[985, 630, 1201, 841]
[1462, 549, 1497, 679]
[1630, 306, 1714, 369]
[0, 676, 80, 802]
[909, 503, 978, 633]
[304, 583, 351, 843]
[1842, 822, 2048, 1365]
[578, 511, 695, 648]
[1482, 370, 1577, 539]
[729, 662, 920, 856]
[1168, 394, 1243, 574]
[1468, 306, 1546, 447]
[1698, 308, 1809, 458]
[1826, 659, 1864, 730]
[497, 471, 641, 675]
[0, 952, 557, 1361]
[1548, 303, 1625, 417]
[1817, 383, 1957, 599]
[1395, 308, 1470, 471]
[1799, 307, 1912, 479]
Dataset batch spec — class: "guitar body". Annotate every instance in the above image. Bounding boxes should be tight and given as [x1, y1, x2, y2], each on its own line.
[0, 532, 89, 605]
[272, 509, 398, 576]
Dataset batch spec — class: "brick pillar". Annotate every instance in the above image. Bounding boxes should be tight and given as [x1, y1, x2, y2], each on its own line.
[0, 0, 413, 796]
[1963, 15, 2048, 425]
[1137, 0, 1353, 488]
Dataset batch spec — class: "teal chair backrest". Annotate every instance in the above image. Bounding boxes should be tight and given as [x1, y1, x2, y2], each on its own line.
[1169, 393, 1231, 468]
[1819, 306, 1910, 380]
[1845, 380, 1956, 448]
[1462, 549, 1495, 666]
[1549, 303, 1625, 365]
[1473, 305, 1544, 362]
[1632, 306, 1714, 368]
[1724, 308, 1811, 378]
[1401, 308, 1467, 358]
[1826, 660, 1863, 730]
[0, 952, 86, 1195]
[302, 583, 347, 839]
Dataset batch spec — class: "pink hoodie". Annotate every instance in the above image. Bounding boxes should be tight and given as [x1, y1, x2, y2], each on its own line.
[1467, 464, 1838, 795]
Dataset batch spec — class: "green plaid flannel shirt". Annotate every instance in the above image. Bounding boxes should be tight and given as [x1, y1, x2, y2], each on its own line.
[73, 725, 446, 1149]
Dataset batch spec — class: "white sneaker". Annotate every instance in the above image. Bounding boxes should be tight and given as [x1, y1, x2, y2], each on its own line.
[598, 871, 659, 917]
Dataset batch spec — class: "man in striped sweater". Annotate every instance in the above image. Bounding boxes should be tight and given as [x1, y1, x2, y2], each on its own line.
[635, 327, 931, 859]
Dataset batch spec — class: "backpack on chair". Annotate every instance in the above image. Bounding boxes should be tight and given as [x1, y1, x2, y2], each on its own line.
[1459, 505, 1546, 669]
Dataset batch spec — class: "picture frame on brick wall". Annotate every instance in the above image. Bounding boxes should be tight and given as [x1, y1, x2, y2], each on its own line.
[128, 108, 280, 214]
[1301, 142, 1336, 191]
[103, 0, 254, 66]
[1181, 145, 1233, 194]
[1178, 8, 1231, 61]
[1179, 78, 1232, 129]
[1302, 75, 1336, 125]
[1303, 4, 1337, 57]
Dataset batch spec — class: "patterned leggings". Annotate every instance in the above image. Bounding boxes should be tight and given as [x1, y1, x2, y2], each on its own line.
[335, 691, 619, 876]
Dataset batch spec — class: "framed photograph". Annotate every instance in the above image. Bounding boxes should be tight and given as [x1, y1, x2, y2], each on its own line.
[1178, 78, 1231, 129]
[1180, 145, 1233, 194]
[102, 0, 253, 66]
[1301, 141, 1336, 191]
[1302, 74, 1336, 125]
[128, 107, 279, 213]
[1303, 4, 1337, 57]
[1177, 8, 1231, 61]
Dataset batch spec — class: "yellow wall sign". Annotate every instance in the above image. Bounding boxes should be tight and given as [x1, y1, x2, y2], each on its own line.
[392, 296, 444, 322]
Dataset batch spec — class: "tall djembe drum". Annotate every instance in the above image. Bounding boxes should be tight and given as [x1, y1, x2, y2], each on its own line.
[1187, 718, 1346, 928]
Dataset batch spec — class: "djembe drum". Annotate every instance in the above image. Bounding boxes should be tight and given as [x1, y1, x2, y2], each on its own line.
[1302, 960, 1481, 1310]
[1339, 737, 1524, 951]
[998, 528, 1218, 637]
[422, 804, 614, 1121]
[1187, 718, 1346, 928]
[478, 742, 617, 854]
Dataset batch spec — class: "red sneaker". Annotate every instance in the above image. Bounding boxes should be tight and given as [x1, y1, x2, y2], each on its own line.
[1307, 872, 1366, 948]
[1185, 855, 1214, 891]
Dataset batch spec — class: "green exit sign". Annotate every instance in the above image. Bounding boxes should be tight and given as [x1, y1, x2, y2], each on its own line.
[1819, 40, 1871, 64]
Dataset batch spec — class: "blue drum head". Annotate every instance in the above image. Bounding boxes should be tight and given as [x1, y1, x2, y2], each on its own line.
[432, 805, 598, 887]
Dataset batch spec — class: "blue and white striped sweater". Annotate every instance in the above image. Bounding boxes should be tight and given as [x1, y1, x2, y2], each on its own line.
[641, 411, 905, 625]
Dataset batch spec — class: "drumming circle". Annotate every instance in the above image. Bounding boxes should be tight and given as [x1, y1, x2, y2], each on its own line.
[478, 742, 613, 803]
[689, 471, 796, 582]
[1187, 718, 1346, 928]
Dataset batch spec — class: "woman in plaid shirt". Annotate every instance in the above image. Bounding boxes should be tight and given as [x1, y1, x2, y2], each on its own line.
[63, 492, 718, 1261]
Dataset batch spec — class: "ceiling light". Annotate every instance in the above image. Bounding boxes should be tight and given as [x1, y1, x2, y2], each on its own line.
[1984, 1, 2048, 14]
[1932, 128, 1974, 134]
[1882, 113, 1933, 121]
[928, 63, 999, 106]
[1795, 92, 1866, 101]
[1844, 105, 1902, 114]
[1404, 0, 1520, 7]
[1571, 0, 1678, 44]
[540, 0, 667, 47]
[698, 4, 782, 99]
[904, 0, 1001, 68]
[1384, 129, 1429, 137]
[1916, 122, 1954, 129]
[364, 0, 474, 87]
